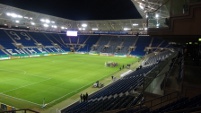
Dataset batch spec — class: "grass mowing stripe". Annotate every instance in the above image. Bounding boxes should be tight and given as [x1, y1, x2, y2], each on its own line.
[46, 65, 121, 106]
[0, 54, 139, 108]
[0, 68, 50, 79]
[46, 78, 98, 106]
[0, 93, 41, 106]
[2, 78, 52, 94]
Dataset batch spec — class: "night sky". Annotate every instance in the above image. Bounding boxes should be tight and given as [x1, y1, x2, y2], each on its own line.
[0, 0, 142, 20]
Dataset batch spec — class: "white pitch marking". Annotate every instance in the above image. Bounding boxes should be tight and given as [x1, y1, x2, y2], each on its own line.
[0, 68, 49, 79]
[0, 93, 41, 106]
[2, 78, 52, 94]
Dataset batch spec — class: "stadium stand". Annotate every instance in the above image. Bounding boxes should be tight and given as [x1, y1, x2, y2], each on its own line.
[61, 50, 174, 113]
[0, 29, 171, 57]
[131, 36, 151, 56]
[0, 1, 201, 113]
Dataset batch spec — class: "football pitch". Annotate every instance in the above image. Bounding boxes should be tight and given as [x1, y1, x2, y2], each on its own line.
[0, 54, 139, 108]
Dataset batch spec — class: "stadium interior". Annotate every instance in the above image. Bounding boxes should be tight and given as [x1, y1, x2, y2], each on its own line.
[0, 0, 201, 113]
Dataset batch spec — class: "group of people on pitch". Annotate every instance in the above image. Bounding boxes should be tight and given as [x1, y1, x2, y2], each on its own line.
[80, 93, 89, 102]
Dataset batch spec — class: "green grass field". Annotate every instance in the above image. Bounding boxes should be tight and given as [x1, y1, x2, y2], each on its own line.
[0, 54, 139, 109]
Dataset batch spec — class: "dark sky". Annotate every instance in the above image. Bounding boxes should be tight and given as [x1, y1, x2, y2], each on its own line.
[0, 0, 142, 20]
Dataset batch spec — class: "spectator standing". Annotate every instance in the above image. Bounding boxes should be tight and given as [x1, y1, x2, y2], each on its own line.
[80, 94, 83, 102]
[86, 92, 88, 101]
[83, 94, 86, 102]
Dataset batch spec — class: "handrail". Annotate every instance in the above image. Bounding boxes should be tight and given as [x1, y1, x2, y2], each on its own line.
[141, 91, 180, 109]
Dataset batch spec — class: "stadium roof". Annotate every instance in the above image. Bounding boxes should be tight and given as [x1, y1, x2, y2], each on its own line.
[0, 0, 169, 34]
[0, 0, 142, 20]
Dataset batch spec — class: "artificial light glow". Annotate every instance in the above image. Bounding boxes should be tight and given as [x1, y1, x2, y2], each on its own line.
[67, 31, 78, 36]
[52, 25, 57, 28]
[146, 14, 148, 18]
[139, 28, 144, 30]
[139, 3, 144, 10]
[92, 28, 98, 30]
[155, 14, 159, 18]
[45, 19, 50, 23]
[43, 24, 49, 27]
[133, 23, 139, 26]
[82, 24, 87, 27]
[61, 26, 67, 29]
[6, 12, 23, 18]
[61, 26, 65, 29]
[78, 28, 85, 30]
[40, 19, 45, 22]
[144, 27, 148, 30]
[31, 22, 35, 25]
[15, 20, 20, 23]
[139, 5, 144, 10]
[40, 19, 50, 23]
[199, 38, 201, 42]
[123, 28, 131, 31]
[6, 13, 11, 16]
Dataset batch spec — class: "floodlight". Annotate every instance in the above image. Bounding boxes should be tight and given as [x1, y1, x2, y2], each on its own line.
[92, 28, 98, 31]
[123, 28, 131, 31]
[78, 28, 85, 30]
[199, 38, 201, 42]
[52, 25, 57, 28]
[156, 23, 160, 27]
[31, 22, 35, 25]
[6, 12, 11, 16]
[82, 24, 87, 27]
[155, 14, 159, 18]
[40, 19, 45, 22]
[133, 23, 138, 26]
[45, 19, 50, 23]
[10, 13, 17, 18]
[6, 13, 23, 18]
[144, 27, 148, 30]
[61, 26, 67, 29]
[139, 5, 144, 10]
[146, 14, 148, 18]
[15, 20, 20, 23]
[139, 3, 144, 10]
[43, 24, 49, 27]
